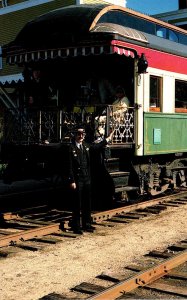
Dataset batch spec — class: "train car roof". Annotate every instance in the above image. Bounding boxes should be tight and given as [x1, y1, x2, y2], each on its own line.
[3, 4, 187, 64]
[91, 22, 187, 58]
[3, 5, 108, 53]
[143, 31, 187, 58]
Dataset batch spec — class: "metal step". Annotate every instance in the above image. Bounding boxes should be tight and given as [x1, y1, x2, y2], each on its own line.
[115, 186, 139, 193]
[110, 171, 130, 177]
[110, 171, 130, 187]
[105, 157, 120, 172]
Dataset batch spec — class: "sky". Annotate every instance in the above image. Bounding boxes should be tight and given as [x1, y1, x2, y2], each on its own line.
[126, 0, 178, 15]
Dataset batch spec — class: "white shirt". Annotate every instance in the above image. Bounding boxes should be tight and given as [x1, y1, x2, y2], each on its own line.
[113, 96, 130, 112]
[75, 142, 83, 149]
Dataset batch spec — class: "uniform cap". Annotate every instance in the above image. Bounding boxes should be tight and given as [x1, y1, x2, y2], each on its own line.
[73, 125, 86, 135]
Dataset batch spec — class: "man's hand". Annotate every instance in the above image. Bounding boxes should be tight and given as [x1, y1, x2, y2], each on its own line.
[70, 182, 76, 189]
[106, 129, 115, 143]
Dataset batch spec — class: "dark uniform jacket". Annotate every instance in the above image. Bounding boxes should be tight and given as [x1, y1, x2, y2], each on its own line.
[69, 139, 108, 184]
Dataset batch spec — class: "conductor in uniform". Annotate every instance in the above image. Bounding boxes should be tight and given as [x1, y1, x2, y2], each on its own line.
[69, 126, 114, 234]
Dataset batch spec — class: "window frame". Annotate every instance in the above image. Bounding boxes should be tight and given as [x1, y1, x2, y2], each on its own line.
[149, 75, 162, 112]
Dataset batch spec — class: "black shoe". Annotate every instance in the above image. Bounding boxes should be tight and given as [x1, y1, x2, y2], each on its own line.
[72, 228, 83, 235]
[83, 225, 96, 232]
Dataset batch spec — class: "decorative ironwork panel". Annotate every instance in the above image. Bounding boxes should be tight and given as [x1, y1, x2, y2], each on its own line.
[2, 106, 135, 145]
[112, 108, 135, 143]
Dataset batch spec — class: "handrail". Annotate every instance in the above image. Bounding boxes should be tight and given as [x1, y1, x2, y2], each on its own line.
[2, 105, 135, 145]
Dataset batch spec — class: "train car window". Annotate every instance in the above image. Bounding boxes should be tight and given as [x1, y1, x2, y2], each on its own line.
[175, 80, 187, 112]
[156, 27, 166, 38]
[168, 30, 178, 43]
[150, 76, 162, 112]
[156, 27, 178, 43]
[178, 33, 187, 45]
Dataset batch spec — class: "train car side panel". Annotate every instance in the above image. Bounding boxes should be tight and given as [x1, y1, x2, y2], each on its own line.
[144, 113, 187, 155]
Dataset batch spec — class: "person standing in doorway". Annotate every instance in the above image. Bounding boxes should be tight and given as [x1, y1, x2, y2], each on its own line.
[112, 85, 130, 117]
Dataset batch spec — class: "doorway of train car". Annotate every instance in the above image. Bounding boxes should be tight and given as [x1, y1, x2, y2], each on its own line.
[24, 52, 135, 210]
[43, 53, 135, 113]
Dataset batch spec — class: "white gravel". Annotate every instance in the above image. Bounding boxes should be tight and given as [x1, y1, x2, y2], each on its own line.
[0, 204, 186, 300]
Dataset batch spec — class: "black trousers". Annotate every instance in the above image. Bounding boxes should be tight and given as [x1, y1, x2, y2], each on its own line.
[72, 179, 92, 229]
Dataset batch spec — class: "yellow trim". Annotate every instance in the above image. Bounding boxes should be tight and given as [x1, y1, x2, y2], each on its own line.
[73, 106, 95, 113]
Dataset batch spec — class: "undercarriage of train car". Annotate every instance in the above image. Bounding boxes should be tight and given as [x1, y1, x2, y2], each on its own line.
[1, 54, 187, 206]
[129, 155, 187, 199]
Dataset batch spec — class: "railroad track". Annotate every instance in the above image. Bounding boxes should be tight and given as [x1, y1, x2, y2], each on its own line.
[0, 190, 187, 257]
[63, 241, 187, 300]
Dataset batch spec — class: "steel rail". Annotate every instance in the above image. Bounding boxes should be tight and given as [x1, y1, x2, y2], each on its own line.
[1, 191, 187, 246]
[92, 191, 187, 222]
[88, 250, 187, 300]
[0, 223, 60, 247]
[1, 205, 51, 221]
[1, 212, 19, 220]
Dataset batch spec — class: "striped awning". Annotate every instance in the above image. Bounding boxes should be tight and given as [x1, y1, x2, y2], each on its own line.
[6, 43, 136, 65]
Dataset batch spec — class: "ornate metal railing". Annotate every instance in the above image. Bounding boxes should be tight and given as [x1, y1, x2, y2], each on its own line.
[2, 105, 135, 145]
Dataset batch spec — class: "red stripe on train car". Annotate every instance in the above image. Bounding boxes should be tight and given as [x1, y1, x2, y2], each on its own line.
[111, 40, 187, 74]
